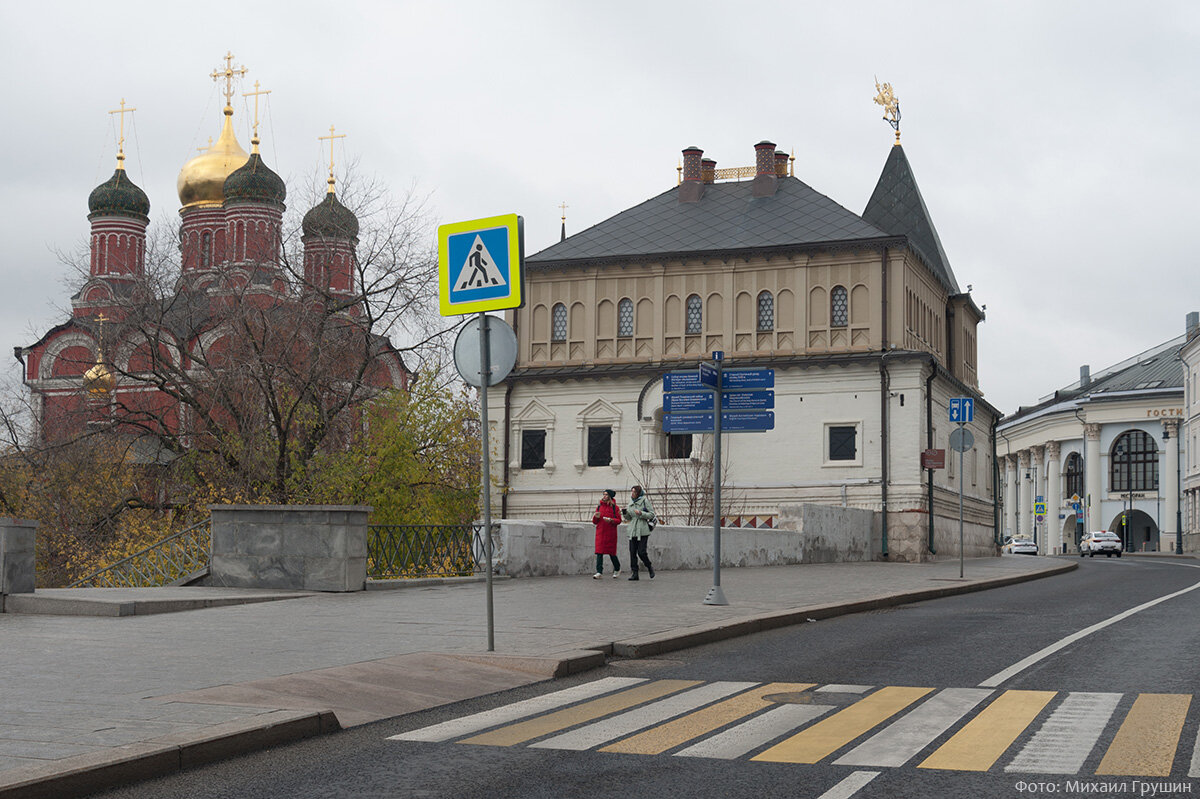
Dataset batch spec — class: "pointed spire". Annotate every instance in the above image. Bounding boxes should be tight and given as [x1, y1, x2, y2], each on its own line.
[559, 201, 568, 242]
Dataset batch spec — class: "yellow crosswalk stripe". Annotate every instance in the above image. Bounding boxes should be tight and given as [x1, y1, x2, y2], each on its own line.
[752, 686, 933, 764]
[918, 689, 1056, 771]
[458, 679, 700, 747]
[1097, 694, 1192, 777]
[601, 682, 816, 755]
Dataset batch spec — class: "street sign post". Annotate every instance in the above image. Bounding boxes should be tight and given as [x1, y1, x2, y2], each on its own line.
[437, 213, 525, 653]
[949, 397, 975, 424]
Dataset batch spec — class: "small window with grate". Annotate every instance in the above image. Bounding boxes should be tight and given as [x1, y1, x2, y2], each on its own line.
[521, 430, 546, 469]
[686, 294, 702, 335]
[587, 426, 612, 467]
[829, 425, 857, 461]
[667, 433, 693, 460]
[618, 298, 633, 338]
[831, 285, 848, 328]
[757, 291, 774, 332]
[551, 303, 567, 342]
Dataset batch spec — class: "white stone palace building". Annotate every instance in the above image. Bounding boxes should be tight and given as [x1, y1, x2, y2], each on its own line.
[486, 135, 1000, 563]
[997, 326, 1190, 555]
[1179, 312, 1200, 552]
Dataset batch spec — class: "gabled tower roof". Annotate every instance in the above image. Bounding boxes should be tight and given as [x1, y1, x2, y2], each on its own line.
[862, 144, 959, 293]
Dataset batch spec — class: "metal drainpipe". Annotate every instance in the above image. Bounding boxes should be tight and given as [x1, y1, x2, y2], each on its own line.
[501, 380, 513, 519]
[926, 357, 936, 554]
[879, 247, 889, 558]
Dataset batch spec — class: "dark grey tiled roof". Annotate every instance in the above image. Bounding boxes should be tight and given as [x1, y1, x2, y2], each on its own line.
[862, 145, 959, 293]
[528, 177, 894, 265]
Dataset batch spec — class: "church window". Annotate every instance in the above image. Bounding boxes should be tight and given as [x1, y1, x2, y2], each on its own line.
[521, 430, 546, 469]
[828, 424, 858, 462]
[202, 232, 212, 268]
[686, 294, 702, 335]
[831, 286, 848, 328]
[1111, 430, 1157, 492]
[587, 426, 613, 467]
[551, 303, 567, 342]
[617, 298, 633, 338]
[1065, 452, 1084, 499]
[667, 433, 693, 460]
[757, 291, 774, 332]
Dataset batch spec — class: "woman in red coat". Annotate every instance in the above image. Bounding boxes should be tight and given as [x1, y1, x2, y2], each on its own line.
[592, 489, 622, 579]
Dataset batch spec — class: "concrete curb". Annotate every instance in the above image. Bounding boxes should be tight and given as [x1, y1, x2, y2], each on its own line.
[0, 710, 339, 799]
[609, 561, 1077, 659]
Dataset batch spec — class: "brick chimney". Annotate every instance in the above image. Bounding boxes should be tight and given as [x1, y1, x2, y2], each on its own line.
[701, 158, 717, 184]
[752, 140, 778, 197]
[774, 150, 789, 178]
[680, 146, 705, 203]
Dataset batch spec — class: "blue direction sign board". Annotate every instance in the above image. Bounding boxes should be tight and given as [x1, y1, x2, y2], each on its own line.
[722, 390, 774, 410]
[664, 392, 714, 413]
[723, 368, 774, 390]
[662, 413, 715, 433]
[663, 371, 706, 392]
[699, 361, 719, 388]
[663, 411, 774, 434]
[664, 391, 775, 413]
[949, 397, 975, 424]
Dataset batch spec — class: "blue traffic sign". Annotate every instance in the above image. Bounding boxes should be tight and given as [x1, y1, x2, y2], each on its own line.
[723, 368, 774, 389]
[721, 411, 774, 431]
[722, 390, 774, 410]
[664, 391, 775, 413]
[949, 397, 975, 424]
[699, 361, 719, 388]
[663, 371, 705, 392]
[438, 214, 525, 315]
[664, 392, 714, 413]
[662, 413, 715, 433]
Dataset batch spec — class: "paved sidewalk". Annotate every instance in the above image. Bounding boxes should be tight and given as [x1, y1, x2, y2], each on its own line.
[0, 556, 1075, 798]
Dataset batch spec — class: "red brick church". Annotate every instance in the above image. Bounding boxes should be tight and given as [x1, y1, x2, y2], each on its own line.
[17, 55, 409, 450]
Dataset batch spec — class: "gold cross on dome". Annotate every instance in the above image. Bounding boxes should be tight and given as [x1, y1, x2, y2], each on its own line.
[244, 80, 271, 151]
[559, 201, 568, 221]
[108, 98, 135, 168]
[318, 124, 347, 193]
[210, 51, 248, 106]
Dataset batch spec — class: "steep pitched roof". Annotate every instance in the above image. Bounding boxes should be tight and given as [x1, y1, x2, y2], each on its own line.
[862, 145, 959, 293]
[528, 176, 894, 266]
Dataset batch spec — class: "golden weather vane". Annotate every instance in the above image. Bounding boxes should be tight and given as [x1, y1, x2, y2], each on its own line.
[210, 51, 248, 107]
[318, 125, 347, 194]
[108, 99, 135, 169]
[873, 77, 902, 145]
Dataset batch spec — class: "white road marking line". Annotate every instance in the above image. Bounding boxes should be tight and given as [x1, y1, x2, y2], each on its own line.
[528, 681, 757, 751]
[387, 677, 647, 742]
[834, 687, 993, 767]
[979, 579, 1200, 688]
[816, 770, 881, 799]
[816, 685, 874, 694]
[1189, 723, 1200, 778]
[1005, 692, 1121, 774]
[674, 703, 834, 760]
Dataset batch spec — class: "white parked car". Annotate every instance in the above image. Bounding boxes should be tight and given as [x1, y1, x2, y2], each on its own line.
[1003, 536, 1038, 555]
[1080, 531, 1122, 557]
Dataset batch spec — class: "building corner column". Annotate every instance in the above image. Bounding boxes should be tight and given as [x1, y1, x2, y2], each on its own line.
[1045, 441, 1061, 555]
[1085, 423, 1102, 532]
[1164, 419, 1180, 551]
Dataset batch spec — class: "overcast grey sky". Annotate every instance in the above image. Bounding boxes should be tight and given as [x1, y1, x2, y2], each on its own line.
[2, 0, 1197, 416]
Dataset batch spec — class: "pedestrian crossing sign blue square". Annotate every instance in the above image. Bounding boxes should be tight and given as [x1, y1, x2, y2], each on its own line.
[438, 214, 524, 316]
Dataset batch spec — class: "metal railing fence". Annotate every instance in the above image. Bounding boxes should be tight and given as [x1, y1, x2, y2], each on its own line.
[367, 524, 488, 579]
[68, 519, 212, 588]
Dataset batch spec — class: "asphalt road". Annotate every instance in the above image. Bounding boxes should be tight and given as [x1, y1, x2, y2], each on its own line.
[92, 557, 1200, 799]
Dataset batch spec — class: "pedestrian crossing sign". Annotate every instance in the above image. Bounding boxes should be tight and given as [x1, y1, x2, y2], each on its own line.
[438, 214, 524, 316]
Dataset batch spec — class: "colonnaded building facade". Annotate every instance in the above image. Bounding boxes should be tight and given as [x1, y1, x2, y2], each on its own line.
[997, 326, 1189, 555]
[1178, 313, 1200, 552]
[488, 119, 999, 563]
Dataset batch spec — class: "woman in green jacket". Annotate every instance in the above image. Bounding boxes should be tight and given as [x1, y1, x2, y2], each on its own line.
[621, 485, 656, 581]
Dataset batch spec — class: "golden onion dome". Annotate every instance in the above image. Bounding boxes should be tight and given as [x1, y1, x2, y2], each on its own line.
[177, 105, 249, 209]
[83, 356, 115, 397]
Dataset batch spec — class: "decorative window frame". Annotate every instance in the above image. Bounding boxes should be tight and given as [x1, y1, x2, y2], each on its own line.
[576, 398, 622, 474]
[617, 298, 634, 338]
[831, 285, 849, 328]
[757, 291, 775, 332]
[551, 303, 567, 343]
[685, 294, 702, 335]
[510, 398, 556, 474]
[824, 421, 862, 467]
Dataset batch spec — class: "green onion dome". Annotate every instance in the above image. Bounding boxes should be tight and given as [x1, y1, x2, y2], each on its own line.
[223, 153, 286, 205]
[302, 191, 358, 239]
[88, 168, 150, 221]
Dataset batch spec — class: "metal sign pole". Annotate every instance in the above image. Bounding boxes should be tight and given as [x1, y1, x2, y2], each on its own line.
[959, 422, 965, 579]
[705, 355, 728, 606]
[478, 312, 495, 651]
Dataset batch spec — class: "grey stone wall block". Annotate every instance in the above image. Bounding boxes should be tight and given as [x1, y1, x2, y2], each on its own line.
[0, 519, 38, 595]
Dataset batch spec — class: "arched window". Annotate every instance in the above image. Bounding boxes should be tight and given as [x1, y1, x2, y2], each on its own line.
[551, 303, 567, 342]
[757, 291, 774, 332]
[1065, 452, 1084, 499]
[1111, 430, 1158, 492]
[686, 294, 703, 335]
[201, 231, 212, 268]
[617, 298, 633, 338]
[831, 285, 849, 327]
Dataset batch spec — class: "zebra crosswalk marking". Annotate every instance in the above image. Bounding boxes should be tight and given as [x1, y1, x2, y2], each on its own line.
[919, 689, 1056, 772]
[530, 681, 756, 751]
[458, 679, 700, 747]
[1190, 725, 1200, 778]
[387, 677, 647, 742]
[674, 702, 835, 760]
[834, 687, 994, 768]
[1097, 693, 1192, 777]
[602, 682, 816, 756]
[1006, 692, 1122, 774]
[752, 686, 933, 764]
